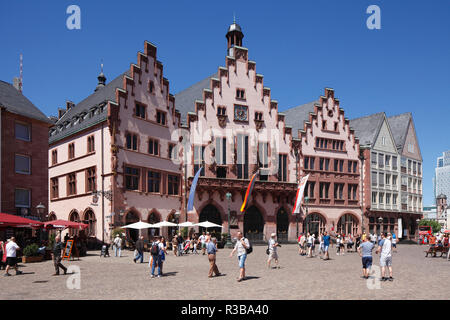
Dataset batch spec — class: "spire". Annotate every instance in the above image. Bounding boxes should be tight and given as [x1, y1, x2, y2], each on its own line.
[226, 18, 244, 56]
[95, 60, 106, 92]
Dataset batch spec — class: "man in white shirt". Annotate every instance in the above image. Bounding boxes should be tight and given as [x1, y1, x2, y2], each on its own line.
[376, 233, 393, 282]
[267, 233, 280, 269]
[199, 232, 207, 255]
[5, 237, 22, 276]
[113, 235, 122, 257]
[229, 231, 250, 282]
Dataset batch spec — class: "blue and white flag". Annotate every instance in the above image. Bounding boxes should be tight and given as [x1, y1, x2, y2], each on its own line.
[187, 167, 203, 213]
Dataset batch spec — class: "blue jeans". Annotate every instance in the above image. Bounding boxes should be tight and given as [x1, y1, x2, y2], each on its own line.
[238, 254, 247, 269]
[178, 244, 183, 255]
[135, 251, 144, 263]
[151, 255, 162, 275]
[114, 246, 121, 257]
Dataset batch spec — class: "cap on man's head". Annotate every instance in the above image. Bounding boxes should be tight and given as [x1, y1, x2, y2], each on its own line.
[271, 233, 276, 237]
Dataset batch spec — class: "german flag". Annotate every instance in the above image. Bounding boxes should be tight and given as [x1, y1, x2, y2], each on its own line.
[240, 172, 259, 212]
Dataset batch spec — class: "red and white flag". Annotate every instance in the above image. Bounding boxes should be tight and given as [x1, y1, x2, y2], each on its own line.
[292, 174, 310, 214]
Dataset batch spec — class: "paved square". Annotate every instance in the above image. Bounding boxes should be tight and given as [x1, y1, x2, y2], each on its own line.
[1, 244, 449, 300]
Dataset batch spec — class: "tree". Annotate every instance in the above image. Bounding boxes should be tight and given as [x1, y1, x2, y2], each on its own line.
[418, 219, 441, 234]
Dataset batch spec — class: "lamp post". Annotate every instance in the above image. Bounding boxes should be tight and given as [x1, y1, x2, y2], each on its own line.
[300, 196, 309, 236]
[225, 192, 233, 248]
[174, 211, 181, 237]
[36, 202, 46, 220]
[378, 216, 383, 235]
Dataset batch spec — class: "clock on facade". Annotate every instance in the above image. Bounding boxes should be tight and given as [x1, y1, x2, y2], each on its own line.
[234, 105, 248, 121]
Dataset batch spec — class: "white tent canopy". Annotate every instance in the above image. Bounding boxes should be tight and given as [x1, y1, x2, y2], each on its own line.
[194, 221, 222, 228]
[151, 221, 178, 228]
[122, 221, 155, 230]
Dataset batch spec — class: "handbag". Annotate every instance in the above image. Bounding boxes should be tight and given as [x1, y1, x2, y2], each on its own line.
[133, 249, 139, 259]
[266, 242, 270, 255]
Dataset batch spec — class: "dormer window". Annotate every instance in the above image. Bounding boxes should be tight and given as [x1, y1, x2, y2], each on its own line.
[135, 103, 146, 119]
[255, 112, 263, 121]
[217, 106, 227, 116]
[236, 88, 245, 100]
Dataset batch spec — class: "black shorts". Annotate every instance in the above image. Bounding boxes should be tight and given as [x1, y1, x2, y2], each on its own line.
[6, 257, 17, 266]
[362, 256, 372, 269]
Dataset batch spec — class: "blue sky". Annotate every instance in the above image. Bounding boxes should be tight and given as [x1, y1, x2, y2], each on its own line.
[1, 0, 449, 205]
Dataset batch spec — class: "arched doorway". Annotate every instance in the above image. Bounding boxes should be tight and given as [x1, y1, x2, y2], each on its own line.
[147, 211, 160, 240]
[337, 214, 358, 236]
[68, 210, 80, 236]
[276, 207, 289, 243]
[125, 210, 140, 243]
[244, 206, 264, 242]
[303, 213, 326, 237]
[167, 212, 178, 240]
[83, 210, 97, 238]
[199, 204, 222, 235]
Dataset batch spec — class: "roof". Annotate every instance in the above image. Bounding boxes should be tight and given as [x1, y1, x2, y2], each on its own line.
[282, 100, 319, 137]
[349, 112, 385, 147]
[174, 74, 217, 125]
[0, 80, 52, 124]
[49, 71, 129, 144]
[387, 112, 412, 151]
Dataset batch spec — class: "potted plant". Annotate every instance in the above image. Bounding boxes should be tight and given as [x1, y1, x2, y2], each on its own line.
[22, 244, 43, 263]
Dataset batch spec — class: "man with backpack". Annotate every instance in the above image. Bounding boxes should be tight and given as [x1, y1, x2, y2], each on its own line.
[149, 236, 164, 278]
[229, 231, 251, 282]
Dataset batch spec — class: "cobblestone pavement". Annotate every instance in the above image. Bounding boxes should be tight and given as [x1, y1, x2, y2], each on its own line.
[1, 244, 449, 300]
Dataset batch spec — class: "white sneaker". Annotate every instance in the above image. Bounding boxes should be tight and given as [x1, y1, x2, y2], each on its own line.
[151, 275, 154, 278]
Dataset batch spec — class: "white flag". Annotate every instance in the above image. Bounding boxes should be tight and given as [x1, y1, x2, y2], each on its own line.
[292, 174, 310, 214]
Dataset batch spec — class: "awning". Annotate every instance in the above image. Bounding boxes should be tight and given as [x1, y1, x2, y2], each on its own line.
[44, 219, 88, 230]
[0, 212, 43, 228]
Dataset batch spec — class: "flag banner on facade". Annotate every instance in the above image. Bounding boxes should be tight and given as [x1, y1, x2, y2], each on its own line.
[187, 167, 203, 213]
[292, 174, 310, 214]
[240, 172, 259, 212]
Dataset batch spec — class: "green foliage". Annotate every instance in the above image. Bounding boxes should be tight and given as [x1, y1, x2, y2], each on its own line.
[47, 233, 56, 250]
[181, 227, 188, 238]
[419, 219, 441, 234]
[23, 243, 39, 257]
[111, 228, 125, 239]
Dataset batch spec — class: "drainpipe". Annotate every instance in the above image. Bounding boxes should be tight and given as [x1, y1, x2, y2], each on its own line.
[359, 149, 365, 233]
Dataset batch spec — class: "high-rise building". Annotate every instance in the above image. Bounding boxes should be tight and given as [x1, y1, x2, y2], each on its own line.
[435, 151, 450, 200]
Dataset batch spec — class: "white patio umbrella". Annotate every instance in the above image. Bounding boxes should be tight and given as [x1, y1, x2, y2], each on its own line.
[194, 221, 222, 229]
[151, 221, 178, 228]
[122, 220, 155, 229]
[177, 221, 194, 228]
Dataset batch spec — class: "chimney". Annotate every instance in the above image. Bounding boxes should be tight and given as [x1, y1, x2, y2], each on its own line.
[66, 100, 75, 111]
[58, 108, 66, 119]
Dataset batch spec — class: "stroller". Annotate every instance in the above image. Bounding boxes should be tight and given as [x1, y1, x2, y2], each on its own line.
[180, 240, 191, 255]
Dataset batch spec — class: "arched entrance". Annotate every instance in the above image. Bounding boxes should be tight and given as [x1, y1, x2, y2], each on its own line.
[199, 204, 222, 235]
[167, 211, 178, 240]
[244, 206, 265, 242]
[68, 210, 80, 236]
[276, 207, 289, 243]
[337, 214, 358, 235]
[147, 211, 160, 240]
[83, 210, 97, 238]
[125, 210, 140, 243]
[303, 213, 326, 237]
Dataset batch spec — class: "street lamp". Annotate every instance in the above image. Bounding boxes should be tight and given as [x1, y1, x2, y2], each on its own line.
[225, 192, 233, 248]
[378, 216, 383, 235]
[36, 202, 46, 220]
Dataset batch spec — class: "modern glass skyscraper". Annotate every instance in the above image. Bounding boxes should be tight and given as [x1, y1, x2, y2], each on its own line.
[435, 150, 450, 199]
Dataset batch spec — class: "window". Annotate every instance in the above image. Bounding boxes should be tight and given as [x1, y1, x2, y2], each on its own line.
[418, 163, 422, 175]
[15, 188, 30, 209]
[305, 157, 310, 170]
[348, 184, 358, 200]
[278, 154, 287, 182]
[148, 80, 155, 93]
[379, 192, 384, 204]
[15, 154, 30, 174]
[168, 143, 178, 160]
[255, 112, 263, 121]
[319, 182, 330, 199]
[382, 137, 386, 145]
[216, 137, 227, 165]
[339, 160, 344, 172]
[386, 174, 391, 185]
[86, 167, 96, 192]
[51, 178, 59, 199]
[372, 192, 377, 204]
[334, 122, 338, 132]
[168, 175, 179, 195]
[52, 149, 57, 165]
[15, 122, 30, 141]
[87, 136, 95, 153]
[322, 120, 327, 129]
[408, 143, 414, 153]
[156, 110, 166, 125]
[125, 166, 140, 191]
[304, 182, 315, 198]
[194, 145, 206, 177]
[371, 152, 377, 166]
[352, 161, 357, 173]
[68, 143, 75, 159]
[379, 173, 385, 187]
[236, 88, 245, 100]
[147, 171, 161, 193]
[319, 158, 324, 171]
[386, 193, 391, 205]
[334, 159, 338, 172]
[378, 153, 384, 168]
[126, 133, 138, 151]
[392, 156, 398, 170]
[135, 103, 146, 119]
[67, 173, 77, 195]
[236, 134, 249, 179]
[385, 155, 391, 166]
[325, 158, 330, 171]
[392, 175, 398, 186]
[372, 171, 377, 186]
[334, 183, 344, 200]
[217, 106, 227, 116]
[148, 139, 159, 156]
[309, 157, 315, 170]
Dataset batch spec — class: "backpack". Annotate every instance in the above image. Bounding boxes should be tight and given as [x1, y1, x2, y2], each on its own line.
[150, 242, 159, 256]
[244, 238, 253, 254]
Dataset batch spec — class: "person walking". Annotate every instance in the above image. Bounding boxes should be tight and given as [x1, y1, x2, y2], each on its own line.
[199, 232, 207, 255]
[306, 233, 313, 257]
[206, 236, 221, 278]
[4, 237, 22, 276]
[267, 233, 280, 269]
[0, 240, 5, 270]
[52, 235, 68, 276]
[159, 237, 167, 274]
[355, 234, 361, 253]
[149, 236, 164, 278]
[336, 234, 342, 256]
[392, 233, 397, 253]
[176, 233, 184, 256]
[113, 234, 122, 257]
[229, 231, 250, 282]
[322, 231, 331, 260]
[376, 233, 393, 282]
[134, 236, 145, 263]
[358, 235, 374, 279]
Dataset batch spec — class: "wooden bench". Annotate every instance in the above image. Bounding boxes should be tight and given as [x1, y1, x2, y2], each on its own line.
[425, 246, 449, 257]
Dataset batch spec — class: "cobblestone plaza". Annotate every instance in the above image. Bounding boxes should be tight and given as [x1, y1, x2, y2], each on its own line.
[1, 244, 449, 300]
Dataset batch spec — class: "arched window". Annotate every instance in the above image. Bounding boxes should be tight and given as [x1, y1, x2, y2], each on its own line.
[276, 207, 289, 242]
[147, 211, 160, 240]
[83, 210, 97, 237]
[244, 206, 265, 242]
[303, 213, 326, 237]
[68, 210, 80, 236]
[337, 214, 358, 236]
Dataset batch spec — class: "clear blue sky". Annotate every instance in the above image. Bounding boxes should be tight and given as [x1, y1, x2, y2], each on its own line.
[1, 0, 449, 205]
